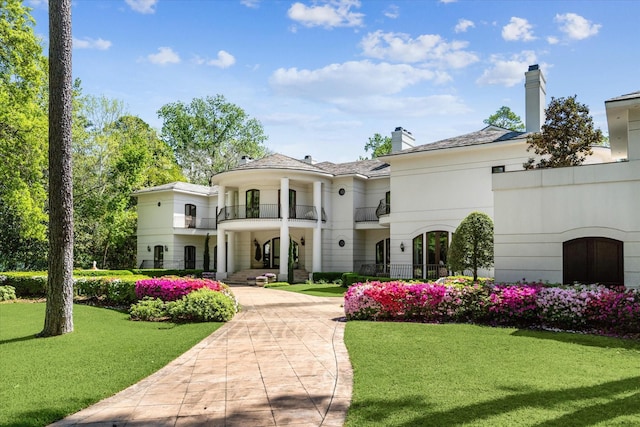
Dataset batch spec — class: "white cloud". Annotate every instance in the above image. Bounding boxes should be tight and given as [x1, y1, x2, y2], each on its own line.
[454, 19, 475, 33]
[73, 37, 112, 50]
[555, 13, 601, 40]
[332, 94, 470, 117]
[241, 0, 261, 8]
[207, 50, 236, 68]
[476, 51, 539, 87]
[147, 47, 180, 65]
[547, 36, 559, 45]
[269, 60, 444, 101]
[360, 31, 479, 69]
[439, 0, 457, 3]
[287, 0, 364, 29]
[384, 5, 399, 19]
[125, 0, 157, 14]
[502, 17, 536, 42]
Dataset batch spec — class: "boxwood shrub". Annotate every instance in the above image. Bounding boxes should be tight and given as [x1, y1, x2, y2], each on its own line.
[0, 285, 17, 301]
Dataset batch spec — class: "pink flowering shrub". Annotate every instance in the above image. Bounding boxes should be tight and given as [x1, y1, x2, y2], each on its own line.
[344, 281, 640, 336]
[135, 276, 231, 302]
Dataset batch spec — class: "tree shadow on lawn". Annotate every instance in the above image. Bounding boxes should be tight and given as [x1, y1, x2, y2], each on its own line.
[512, 328, 640, 350]
[349, 376, 640, 426]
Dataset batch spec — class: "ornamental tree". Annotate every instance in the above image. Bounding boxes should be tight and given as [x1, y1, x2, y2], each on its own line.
[448, 212, 494, 282]
[523, 95, 603, 169]
[363, 133, 392, 159]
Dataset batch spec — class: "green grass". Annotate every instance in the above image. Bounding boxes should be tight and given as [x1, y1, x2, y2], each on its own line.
[271, 282, 346, 297]
[0, 302, 224, 427]
[344, 322, 640, 426]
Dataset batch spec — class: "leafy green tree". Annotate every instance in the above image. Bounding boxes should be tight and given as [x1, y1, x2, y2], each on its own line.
[483, 106, 525, 131]
[448, 212, 494, 282]
[0, 0, 49, 270]
[42, 0, 74, 337]
[72, 89, 183, 269]
[524, 95, 603, 169]
[363, 133, 392, 159]
[157, 95, 269, 184]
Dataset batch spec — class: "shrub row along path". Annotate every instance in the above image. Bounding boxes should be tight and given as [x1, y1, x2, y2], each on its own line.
[49, 286, 352, 427]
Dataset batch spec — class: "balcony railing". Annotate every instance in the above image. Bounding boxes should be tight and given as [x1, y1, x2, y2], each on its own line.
[354, 207, 378, 222]
[183, 216, 217, 229]
[355, 198, 390, 223]
[356, 263, 450, 280]
[139, 259, 203, 270]
[217, 204, 324, 223]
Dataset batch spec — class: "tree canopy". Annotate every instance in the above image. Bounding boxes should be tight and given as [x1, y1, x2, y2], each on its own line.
[483, 106, 525, 131]
[72, 88, 184, 269]
[448, 212, 494, 281]
[157, 95, 269, 185]
[0, 0, 49, 270]
[363, 133, 392, 159]
[524, 95, 603, 169]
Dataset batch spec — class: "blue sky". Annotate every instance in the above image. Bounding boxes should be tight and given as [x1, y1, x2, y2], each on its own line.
[28, 0, 640, 163]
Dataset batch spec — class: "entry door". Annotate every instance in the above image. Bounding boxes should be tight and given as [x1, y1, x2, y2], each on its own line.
[154, 245, 164, 269]
[262, 238, 281, 268]
[563, 237, 623, 286]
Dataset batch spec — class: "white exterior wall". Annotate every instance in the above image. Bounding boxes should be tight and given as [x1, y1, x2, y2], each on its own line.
[325, 177, 357, 272]
[387, 140, 532, 267]
[493, 160, 640, 287]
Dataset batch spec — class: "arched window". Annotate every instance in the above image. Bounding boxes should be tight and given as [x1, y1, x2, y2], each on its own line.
[246, 189, 260, 218]
[563, 237, 623, 286]
[412, 231, 449, 279]
[184, 245, 196, 269]
[185, 204, 196, 228]
[375, 238, 390, 275]
[153, 245, 164, 269]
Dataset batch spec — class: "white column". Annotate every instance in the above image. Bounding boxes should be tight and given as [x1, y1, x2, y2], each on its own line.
[313, 181, 322, 272]
[216, 227, 227, 280]
[227, 231, 235, 275]
[279, 177, 290, 281]
[215, 186, 227, 279]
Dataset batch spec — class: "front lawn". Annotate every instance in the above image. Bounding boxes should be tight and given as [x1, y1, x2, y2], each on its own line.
[271, 282, 346, 297]
[344, 322, 640, 426]
[0, 303, 224, 427]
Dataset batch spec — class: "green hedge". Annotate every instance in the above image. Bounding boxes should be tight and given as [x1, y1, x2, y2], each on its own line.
[130, 269, 203, 278]
[73, 269, 134, 277]
[0, 273, 48, 297]
[0, 272, 143, 303]
[0, 285, 17, 301]
[312, 272, 344, 283]
[341, 273, 397, 287]
[75, 277, 140, 305]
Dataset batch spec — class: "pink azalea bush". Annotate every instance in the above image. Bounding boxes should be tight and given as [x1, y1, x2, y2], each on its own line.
[135, 276, 232, 302]
[344, 280, 640, 336]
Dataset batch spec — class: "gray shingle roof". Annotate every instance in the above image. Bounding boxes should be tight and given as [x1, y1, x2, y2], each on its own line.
[383, 126, 528, 157]
[314, 159, 390, 178]
[225, 153, 389, 178]
[231, 153, 329, 174]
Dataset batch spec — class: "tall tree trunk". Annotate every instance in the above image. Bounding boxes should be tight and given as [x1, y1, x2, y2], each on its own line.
[41, 0, 74, 337]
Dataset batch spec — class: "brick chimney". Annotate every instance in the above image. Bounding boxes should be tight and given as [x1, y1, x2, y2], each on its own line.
[391, 127, 415, 153]
[525, 64, 546, 133]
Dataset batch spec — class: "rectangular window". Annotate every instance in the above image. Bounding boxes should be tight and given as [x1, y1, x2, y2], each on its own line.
[492, 165, 505, 173]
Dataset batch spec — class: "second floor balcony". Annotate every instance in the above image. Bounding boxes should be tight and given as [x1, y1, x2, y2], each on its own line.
[217, 204, 326, 223]
[355, 199, 390, 223]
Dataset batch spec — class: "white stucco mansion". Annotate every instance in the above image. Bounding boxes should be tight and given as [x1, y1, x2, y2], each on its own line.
[134, 65, 640, 288]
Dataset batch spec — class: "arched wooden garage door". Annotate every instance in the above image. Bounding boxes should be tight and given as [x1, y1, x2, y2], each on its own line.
[563, 237, 623, 286]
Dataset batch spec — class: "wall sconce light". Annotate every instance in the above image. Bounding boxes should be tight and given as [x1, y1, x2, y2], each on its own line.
[147, 245, 151, 252]
[400, 242, 405, 252]
[254, 239, 258, 245]
[300, 237, 305, 246]
[164, 245, 169, 251]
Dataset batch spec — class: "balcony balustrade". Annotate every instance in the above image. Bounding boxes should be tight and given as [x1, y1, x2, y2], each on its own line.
[217, 204, 324, 223]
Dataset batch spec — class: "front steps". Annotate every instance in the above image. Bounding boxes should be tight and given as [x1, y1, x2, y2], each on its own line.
[222, 268, 310, 286]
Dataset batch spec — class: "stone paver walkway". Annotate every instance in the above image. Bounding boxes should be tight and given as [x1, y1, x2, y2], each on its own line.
[49, 286, 352, 427]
